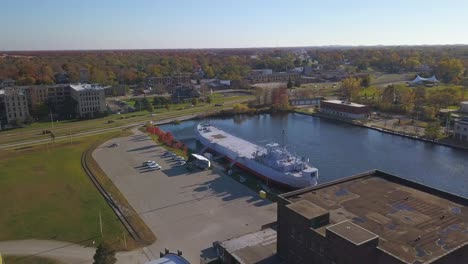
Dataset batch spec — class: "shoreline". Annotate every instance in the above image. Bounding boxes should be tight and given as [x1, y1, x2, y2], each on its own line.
[294, 110, 468, 152]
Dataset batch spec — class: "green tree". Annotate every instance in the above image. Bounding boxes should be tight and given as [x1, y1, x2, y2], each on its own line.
[287, 78, 293, 89]
[360, 75, 371, 88]
[153, 97, 161, 108]
[191, 98, 198, 106]
[206, 96, 212, 104]
[134, 100, 143, 111]
[424, 122, 441, 140]
[93, 243, 117, 264]
[146, 103, 154, 112]
[342, 77, 361, 101]
[294, 79, 301, 88]
[436, 58, 465, 83]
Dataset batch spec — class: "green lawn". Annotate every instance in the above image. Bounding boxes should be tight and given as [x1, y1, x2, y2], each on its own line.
[0, 132, 129, 248]
[0, 95, 252, 146]
[3, 255, 62, 264]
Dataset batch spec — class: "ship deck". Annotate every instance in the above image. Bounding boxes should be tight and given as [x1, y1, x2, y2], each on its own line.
[198, 125, 266, 159]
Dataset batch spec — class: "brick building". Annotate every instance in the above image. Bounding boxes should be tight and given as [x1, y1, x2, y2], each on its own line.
[276, 170, 468, 264]
[215, 170, 468, 264]
[320, 100, 370, 119]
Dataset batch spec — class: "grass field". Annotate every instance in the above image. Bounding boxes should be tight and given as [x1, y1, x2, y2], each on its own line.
[3, 255, 62, 264]
[0, 132, 132, 249]
[0, 95, 253, 146]
[370, 72, 415, 87]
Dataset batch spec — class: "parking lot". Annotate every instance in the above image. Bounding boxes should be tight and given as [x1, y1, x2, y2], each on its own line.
[93, 129, 277, 263]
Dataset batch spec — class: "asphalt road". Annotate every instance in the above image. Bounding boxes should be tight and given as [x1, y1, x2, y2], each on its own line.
[0, 114, 198, 150]
[93, 129, 277, 263]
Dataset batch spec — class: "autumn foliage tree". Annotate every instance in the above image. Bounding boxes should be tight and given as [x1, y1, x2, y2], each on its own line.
[436, 58, 465, 84]
[341, 77, 361, 101]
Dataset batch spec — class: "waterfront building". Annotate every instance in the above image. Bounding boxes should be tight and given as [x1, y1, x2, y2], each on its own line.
[454, 117, 468, 141]
[289, 98, 321, 107]
[216, 170, 468, 264]
[0, 87, 30, 124]
[460, 101, 468, 114]
[320, 100, 370, 119]
[70, 84, 106, 117]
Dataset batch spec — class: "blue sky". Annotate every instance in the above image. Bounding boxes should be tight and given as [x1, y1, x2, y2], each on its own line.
[1, 0, 467, 50]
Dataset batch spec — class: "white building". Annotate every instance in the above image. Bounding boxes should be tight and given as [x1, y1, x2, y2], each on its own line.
[0, 88, 30, 124]
[70, 84, 106, 117]
[460, 101, 468, 114]
[454, 118, 468, 142]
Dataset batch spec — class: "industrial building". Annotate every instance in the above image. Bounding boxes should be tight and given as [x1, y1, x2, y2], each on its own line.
[216, 170, 468, 264]
[320, 100, 370, 119]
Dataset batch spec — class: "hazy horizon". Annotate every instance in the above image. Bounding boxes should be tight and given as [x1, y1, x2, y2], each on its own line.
[2, 0, 468, 51]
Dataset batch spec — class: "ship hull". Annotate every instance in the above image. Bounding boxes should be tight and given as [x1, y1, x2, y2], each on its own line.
[196, 124, 317, 189]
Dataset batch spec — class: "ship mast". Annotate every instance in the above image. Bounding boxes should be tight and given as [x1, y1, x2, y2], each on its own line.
[282, 129, 286, 149]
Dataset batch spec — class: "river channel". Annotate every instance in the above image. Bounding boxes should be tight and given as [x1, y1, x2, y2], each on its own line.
[160, 113, 468, 197]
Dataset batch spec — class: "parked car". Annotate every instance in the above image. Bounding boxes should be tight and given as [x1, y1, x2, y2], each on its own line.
[163, 151, 174, 157]
[109, 143, 120, 147]
[143, 160, 156, 166]
[147, 164, 161, 170]
[174, 156, 185, 161]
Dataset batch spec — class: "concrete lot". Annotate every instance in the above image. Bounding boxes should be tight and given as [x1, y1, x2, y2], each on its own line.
[93, 129, 277, 263]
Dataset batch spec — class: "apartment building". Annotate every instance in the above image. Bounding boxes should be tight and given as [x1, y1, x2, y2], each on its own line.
[70, 84, 107, 117]
[145, 75, 191, 87]
[0, 87, 30, 124]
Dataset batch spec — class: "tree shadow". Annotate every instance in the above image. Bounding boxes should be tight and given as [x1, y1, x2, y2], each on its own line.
[184, 170, 272, 207]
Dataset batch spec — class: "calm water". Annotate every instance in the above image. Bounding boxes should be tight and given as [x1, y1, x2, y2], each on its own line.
[160, 113, 468, 197]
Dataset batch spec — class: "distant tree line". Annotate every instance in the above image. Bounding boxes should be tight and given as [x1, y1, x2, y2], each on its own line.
[0, 46, 466, 87]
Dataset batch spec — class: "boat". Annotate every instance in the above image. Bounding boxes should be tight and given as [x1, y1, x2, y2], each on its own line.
[195, 123, 318, 189]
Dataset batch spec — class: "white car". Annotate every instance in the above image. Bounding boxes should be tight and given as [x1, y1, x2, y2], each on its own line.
[147, 164, 161, 170]
[143, 160, 156, 166]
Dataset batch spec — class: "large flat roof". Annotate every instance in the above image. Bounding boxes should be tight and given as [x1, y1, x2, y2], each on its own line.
[322, 99, 367, 108]
[70, 83, 106, 91]
[280, 170, 468, 263]
[220, 228, 280, 264]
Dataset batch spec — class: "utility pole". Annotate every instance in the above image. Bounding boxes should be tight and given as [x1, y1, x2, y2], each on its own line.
[99, 211, 103, 237]
[50, 111, 54, 129]
[123, 232, 127, 249]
